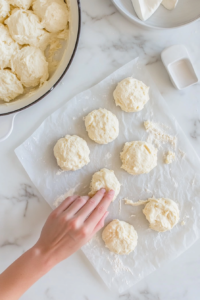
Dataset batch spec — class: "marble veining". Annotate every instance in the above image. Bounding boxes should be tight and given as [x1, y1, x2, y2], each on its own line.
[0, 0, 200, 299]
[191, 119, 200, 140]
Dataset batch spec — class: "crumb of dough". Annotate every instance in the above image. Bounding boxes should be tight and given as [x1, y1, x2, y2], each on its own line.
[181, 221, 185, 226]
[124, 198, 148, 206]
[164, 151, 176, 164]
[178, 148, 186, 159]
[144, 120, 177, 149]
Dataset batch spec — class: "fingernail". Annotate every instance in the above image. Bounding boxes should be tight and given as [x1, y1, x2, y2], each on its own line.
[101, 188, 106, 193]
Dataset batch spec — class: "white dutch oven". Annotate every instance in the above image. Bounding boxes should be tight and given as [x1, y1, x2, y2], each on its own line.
[0, 0, 81, 142]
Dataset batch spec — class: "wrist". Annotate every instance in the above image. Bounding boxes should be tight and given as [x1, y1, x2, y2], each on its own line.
[30, 243, 56, 274]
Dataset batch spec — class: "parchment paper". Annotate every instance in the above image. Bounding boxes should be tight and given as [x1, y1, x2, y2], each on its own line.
[15, 59, 200, 292]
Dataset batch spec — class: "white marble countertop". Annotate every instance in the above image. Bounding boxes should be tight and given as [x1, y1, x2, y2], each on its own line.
[1, 0, 200, 299]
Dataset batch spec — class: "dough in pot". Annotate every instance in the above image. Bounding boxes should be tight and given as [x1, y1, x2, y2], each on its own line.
[102, 219, 138, 255]
[89, 168, 120, 201]
[9, 0, 33, 9]
[33, 0, 68, 33]
[5, 9, 50, 51]
[54, 135, 90, 171]
[0, 70, 23, 102]
[120, 141, 157, 175]
[143, 198, 180, 232]
[113, 77, 149, 112]
[0, 0, 10, 23]
[85, 108, 119, 144]
[0, 24, 19, 69]
[11, 46, 49, 87]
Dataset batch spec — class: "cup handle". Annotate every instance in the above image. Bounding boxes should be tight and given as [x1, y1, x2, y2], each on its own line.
[0, 113, 18, 142]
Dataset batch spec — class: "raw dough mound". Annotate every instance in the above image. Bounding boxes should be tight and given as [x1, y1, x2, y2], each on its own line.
[5, 9, 50, 51]
[89, 168, 120, 201]
[85, 108, 119, 144]
[143, 198, 179, 232]
[0, 24, 19, 69]
[0, 69, 23, 102]
[113, 77, 150, 112]
[9, 0, 33, 9]
[54, 135, 90, 171]
[102, 219, 138, 255]
[120, 141, 157, 175]
[33, 0, 68, 33]
[0, 0, 10, 23]
[11, 46, 49, 87]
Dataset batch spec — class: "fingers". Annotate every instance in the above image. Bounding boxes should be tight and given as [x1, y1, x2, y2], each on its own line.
[76, 189, 106, 221]
[54, 195, 78, 214]
[63, 196, 90, 219]
[85, 190, 114, 227]
[92, 211, 109, 235]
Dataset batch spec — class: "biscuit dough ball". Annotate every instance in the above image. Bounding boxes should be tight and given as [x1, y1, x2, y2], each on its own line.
[0, 0, 10, 23]
[85, 108, 119, 144]
[102, 219, 138, 255]
[9, 0, 33, 9]
[89, 168, 120, 201]
[0, 24, 19, 69]
[33, 0, 68, 33]
[0, 70, 23, 102]
[53, 135, 90, 171]
[120, 141, 157, 175]
[113, 77, 150, 112]
[143, 198, 180, 232]
[5, 9, 50, 51]
[11, 46, 49, 87]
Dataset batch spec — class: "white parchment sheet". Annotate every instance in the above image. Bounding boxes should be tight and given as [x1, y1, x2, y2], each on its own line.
[15, 59, 200, 292]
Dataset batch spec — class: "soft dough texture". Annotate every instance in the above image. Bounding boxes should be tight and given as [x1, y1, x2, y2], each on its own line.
[0, 0, 10, 23]
[5, 9, 50, 51]
[0, 69, 23, 102]
[120, 141, 157, 175]
[33, 0, 68, 33]
[164, 151, 175, 164]
[143, 198, 180, 232]
[9, 0, 33, 9]
[85, 108, 119, 144]
[113, 77, 150, 112]
[11, 46, 49, 87]
[102, 219, 138, 255]
[54, 135, 90, 171]
[0, 24, 19, 69]
[89, 168, 120, 201]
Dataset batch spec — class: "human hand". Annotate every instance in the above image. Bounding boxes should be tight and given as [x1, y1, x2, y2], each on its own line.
[34, 189, 114, 267]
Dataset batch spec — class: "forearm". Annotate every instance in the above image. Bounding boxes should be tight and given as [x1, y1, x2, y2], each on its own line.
[0, 245, 55, 300]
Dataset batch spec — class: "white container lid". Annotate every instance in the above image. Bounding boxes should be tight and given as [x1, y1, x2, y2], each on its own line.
[161, 45, 199, 90]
